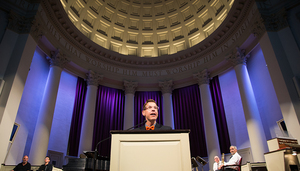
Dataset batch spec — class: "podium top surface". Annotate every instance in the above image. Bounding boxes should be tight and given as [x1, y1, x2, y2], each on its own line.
[110, 129, 190, 134]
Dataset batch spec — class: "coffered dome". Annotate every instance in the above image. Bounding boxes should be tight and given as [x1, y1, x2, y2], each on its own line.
[61, 0, 234, 57]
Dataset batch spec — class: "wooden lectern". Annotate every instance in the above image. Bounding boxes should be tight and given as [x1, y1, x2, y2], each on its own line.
[109, 129, 191, 171]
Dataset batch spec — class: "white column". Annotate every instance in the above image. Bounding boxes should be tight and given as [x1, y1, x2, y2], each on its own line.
[159, 80, 174, 129]
[29, 50, 69, 165]
[0, 33, 37, 165]
[259, 32, 300, 142]
[78, 71, 103, 155]
[226, 47, 268, 162]
[194, 69, 221, 171]
[123, 81, 138, 130]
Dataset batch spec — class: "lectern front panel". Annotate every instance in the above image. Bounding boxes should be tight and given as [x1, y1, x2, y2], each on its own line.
[120, 141, 181, 171]
[110, 130, 191, 171]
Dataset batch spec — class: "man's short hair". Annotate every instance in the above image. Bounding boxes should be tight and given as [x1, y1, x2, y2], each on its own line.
[45, 156, 51, 160]
[230, 146, 237, 150]
[143, 99, 157, 110]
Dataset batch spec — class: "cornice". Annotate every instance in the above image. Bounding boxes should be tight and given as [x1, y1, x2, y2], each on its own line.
[39, 0, 254, 70]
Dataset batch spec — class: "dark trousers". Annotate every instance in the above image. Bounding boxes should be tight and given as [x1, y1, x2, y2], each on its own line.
[224, 168, 237, 171]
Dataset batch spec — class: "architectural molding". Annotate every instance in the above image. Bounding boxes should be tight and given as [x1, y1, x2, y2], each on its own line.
[251, 16, 266, 38]
[30, 19, 45, 41]
[86, 70, 103, 86]
[32, 0, 261, 89]
[47, 49, 70, 68]
[124, 81, 138, 94]
[39, 0, 253, 68]
[193, 69, 210, 85]
[226, 47, 250, 66]
[159, 80, 173, 94]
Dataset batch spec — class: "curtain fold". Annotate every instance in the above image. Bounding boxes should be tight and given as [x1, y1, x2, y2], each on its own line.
[68, 77, 87, 156]
[172, 84, 207, 157]
[134, 91, 163, 125]
[210, 76, 231, 153]
[92, 85, 125, 157]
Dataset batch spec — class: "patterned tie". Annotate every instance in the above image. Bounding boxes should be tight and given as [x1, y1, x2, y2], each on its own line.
[146, 125, 155, 130]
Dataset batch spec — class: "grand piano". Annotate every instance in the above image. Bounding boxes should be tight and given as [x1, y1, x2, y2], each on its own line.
[62, 151, 110, 171]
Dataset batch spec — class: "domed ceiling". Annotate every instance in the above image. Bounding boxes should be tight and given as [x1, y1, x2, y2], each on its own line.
[60, 0, 234, 57]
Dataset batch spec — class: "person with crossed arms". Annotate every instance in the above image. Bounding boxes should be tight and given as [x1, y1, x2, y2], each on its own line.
[136, 99, 172, 130]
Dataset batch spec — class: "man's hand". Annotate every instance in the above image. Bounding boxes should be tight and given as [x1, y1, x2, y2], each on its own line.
[218, 164, 224, 170]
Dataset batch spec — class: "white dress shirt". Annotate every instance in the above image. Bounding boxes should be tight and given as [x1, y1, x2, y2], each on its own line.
[213, 161, 222, 171]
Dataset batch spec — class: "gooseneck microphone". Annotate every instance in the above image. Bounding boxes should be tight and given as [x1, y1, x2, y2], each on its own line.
[93, 120, 147, 171]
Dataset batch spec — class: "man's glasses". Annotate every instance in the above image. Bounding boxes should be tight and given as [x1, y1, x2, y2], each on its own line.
[144, 106, 159, 110]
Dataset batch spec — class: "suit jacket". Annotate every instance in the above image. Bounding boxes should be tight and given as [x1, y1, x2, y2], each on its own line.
[38, 163, 53, 171]
[136, 123, 172, 130]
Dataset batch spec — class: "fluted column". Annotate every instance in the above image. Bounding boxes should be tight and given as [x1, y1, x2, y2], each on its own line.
[159, 80, 174, 128]
[194, 69, 221, 171]
[123, 81, 138, 130]
[226, 47, 268, 162]
[29, 50, 69, 165]
[78, 71, 103, 155]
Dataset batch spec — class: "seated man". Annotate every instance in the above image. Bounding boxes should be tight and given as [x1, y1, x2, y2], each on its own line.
[12, 155, 31, 171]
[219, 146, 241, 171]
[136, 99, 172, 130]
[38, 156, 53, 171]
[213, 156, 222, 171]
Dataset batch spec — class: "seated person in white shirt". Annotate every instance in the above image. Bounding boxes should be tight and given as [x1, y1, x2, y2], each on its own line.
[219, 146, 241, 171]
[213, 156, 222, 171]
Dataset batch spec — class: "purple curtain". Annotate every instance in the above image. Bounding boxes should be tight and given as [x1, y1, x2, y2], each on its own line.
[68, 77, 87, 156]
[134, 91, 163, 125]
[92, 85, 125, 157]
[172, 84, 207, 157]
[210, 76, 231, 153]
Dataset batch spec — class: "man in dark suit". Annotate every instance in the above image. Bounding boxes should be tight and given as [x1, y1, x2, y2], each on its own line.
[136, 99, 172, 130]
[38, 156, 53, 171]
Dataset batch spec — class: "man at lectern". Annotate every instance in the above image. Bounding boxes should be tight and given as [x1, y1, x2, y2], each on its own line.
[219, 146, 241, 171]
[136, 99, 172, 130]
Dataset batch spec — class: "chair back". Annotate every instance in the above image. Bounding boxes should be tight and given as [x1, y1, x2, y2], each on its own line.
[237, 158, 242, 171]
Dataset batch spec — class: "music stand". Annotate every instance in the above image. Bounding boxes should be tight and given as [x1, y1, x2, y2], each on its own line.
[196, 156, 207, 171]
[191, 157, 199, 171]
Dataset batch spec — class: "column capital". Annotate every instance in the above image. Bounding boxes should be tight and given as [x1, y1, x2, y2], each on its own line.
[124, 80, 138, 94]
[193, 69, 210, 85]
[7, 11, 35, 34]
[47, 49, 70, 68]
[86, 70, 103, 86]
[261, 8, 289, 32]
[159, 80, 173, 94]
[226, 47, 250, 67]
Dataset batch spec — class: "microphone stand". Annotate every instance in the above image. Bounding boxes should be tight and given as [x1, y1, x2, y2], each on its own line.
[92, 120, 147, 171]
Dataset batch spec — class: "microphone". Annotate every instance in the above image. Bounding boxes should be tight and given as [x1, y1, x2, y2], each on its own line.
[94, 120, 146, 151]
[92, 120, 147, 171]
[126, 120, 147, 131]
